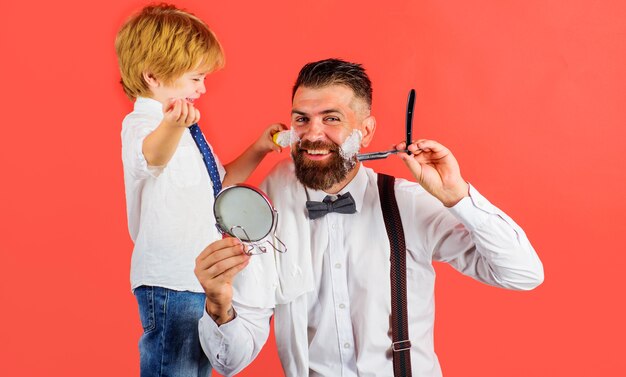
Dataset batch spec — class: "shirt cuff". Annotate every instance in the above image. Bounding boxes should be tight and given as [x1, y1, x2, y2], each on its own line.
[198, 309, 242, 366]
[447, 183, 498, 231]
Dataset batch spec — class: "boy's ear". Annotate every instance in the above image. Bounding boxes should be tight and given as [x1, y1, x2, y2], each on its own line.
[360, 115, 376, 148]
[143, 72, 160, 88]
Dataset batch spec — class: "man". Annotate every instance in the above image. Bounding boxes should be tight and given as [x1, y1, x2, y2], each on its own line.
[194, 58, 544, 377]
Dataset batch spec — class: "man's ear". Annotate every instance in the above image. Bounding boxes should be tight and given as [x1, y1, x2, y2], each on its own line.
[360, 115, 376, 148]
[143, 72, 160, 88]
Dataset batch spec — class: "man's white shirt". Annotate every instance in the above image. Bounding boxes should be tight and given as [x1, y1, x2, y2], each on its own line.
[199, 160, 543, 376]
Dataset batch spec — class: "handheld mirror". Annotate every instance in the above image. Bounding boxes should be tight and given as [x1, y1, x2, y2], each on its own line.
[213, 184, 287, 255]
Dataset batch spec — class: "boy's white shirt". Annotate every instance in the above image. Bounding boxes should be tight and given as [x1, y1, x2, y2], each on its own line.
[121, 97, 225, 292]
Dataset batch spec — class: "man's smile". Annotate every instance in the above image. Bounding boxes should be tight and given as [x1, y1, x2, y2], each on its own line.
[297, 140, 338, 161]
[302, 148, 332, 160]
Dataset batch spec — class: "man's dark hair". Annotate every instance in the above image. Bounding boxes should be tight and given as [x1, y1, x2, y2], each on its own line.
[292, 58, 372, 108]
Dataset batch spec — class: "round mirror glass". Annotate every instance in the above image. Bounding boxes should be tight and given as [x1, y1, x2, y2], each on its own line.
[213, 185, 275, 242]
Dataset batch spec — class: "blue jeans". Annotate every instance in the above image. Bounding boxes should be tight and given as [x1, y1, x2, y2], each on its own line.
[134, 286, 212, 377]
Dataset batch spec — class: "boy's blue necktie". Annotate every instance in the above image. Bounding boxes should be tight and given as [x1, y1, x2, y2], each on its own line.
[188, 123, 222, 197]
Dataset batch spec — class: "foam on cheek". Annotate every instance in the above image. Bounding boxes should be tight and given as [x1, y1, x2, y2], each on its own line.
[273, 129, 300, 148]
[339, 130, 363, 160]
[289, 129, 301, 145]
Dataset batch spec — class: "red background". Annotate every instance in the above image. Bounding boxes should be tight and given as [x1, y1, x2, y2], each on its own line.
[1, 0, 625, 376]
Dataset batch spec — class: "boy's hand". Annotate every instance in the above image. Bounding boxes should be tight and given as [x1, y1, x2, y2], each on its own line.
[255, 123, 288, 154]
[162, 99, 201, 128]
[142, 99, 201, 166]
[194, 238, 250, 325]
[221, 123, 288, 187]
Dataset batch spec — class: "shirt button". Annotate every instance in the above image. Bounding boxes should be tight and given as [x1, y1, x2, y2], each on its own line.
[344, 343, 351, 349]
[335, 263, 341, 269]
[331, 223, 337, 230]
[339, 303, 346, 309]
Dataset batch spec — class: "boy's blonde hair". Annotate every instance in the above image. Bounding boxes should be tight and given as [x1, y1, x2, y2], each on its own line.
[115, 3, 225, 100]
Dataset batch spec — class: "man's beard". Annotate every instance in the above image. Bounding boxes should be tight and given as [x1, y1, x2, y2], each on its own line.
[292, 140, 357, 191]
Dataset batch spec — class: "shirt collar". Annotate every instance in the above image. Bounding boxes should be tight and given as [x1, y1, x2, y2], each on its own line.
[134, 97, 164, 115]
[305, 163, 367, 213]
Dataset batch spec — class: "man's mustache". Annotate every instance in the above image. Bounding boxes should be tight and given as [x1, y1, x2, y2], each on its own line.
[296, 140, 339, 152]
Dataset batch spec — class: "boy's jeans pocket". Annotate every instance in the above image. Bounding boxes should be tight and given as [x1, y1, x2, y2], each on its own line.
[134, 286, 156, 333]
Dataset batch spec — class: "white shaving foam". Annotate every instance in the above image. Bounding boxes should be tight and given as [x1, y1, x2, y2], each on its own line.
[274, 129, 300, 148]
[339, 129, 362, 160]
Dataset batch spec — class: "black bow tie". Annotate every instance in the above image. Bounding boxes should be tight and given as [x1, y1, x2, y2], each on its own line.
[306, 192, 357, 219]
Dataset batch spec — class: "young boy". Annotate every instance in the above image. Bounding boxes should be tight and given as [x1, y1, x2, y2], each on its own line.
[115, 4, 283, 376]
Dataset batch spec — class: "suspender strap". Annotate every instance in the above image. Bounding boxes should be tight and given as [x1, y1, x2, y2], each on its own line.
[377, 173, 412, 377]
